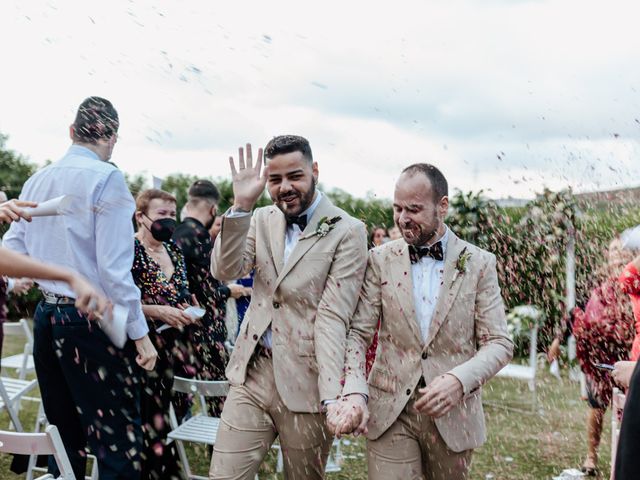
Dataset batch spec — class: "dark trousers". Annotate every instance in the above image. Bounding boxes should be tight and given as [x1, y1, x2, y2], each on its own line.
[33, 301, 143, 480]
[141, 328, 185, 480]
[615, 360, 640, 479]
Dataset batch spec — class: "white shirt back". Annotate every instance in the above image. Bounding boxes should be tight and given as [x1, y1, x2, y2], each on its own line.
[3, 145, 148, 339]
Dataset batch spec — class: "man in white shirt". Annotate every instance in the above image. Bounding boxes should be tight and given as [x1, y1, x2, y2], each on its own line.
[3, 97, 157, 480]
[339, 163, 513, 479]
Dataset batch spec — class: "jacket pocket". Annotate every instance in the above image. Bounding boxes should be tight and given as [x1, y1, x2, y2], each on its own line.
[368, 366, 397, 393]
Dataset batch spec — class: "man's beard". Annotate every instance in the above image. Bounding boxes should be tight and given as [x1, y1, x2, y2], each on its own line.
[401, 221, 439, 246]
[275, 181, 316, 218]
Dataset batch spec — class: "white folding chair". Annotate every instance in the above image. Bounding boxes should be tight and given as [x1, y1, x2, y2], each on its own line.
[0, 424, 75, 479]
[0, 375, 38, 431]
[168, 377, 229, 480]
[26, 404, 98, 480]
[495, 321, 539, 412]
[2, 319, 36, 379]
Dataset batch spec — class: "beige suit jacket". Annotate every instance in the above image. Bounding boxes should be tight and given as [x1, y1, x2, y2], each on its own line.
[343, 231, 513, 452]
[211, 195, 368, 413]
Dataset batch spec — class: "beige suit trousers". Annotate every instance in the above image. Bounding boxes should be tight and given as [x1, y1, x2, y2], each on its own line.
[209, 354, 333, 479]
[367, 390, 473, 480]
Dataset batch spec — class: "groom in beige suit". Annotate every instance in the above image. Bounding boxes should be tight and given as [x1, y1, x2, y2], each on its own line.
[337, 163, 513, 479]
[209, 136, 368, 479]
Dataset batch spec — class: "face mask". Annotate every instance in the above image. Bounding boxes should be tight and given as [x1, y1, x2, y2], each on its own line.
[145, 215, 176, 242]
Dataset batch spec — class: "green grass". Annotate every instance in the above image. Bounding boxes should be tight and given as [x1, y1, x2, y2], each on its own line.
[0, 335, 612, 479]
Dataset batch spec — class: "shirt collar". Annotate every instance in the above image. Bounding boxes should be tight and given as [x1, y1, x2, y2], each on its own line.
[68, 144, 102, 161]
[300, 191, 323, 220]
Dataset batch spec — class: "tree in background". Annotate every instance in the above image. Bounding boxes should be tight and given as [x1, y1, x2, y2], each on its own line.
[0, 133, 36, 200]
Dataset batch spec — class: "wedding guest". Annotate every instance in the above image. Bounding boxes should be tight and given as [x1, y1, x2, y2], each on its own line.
[3, 96, 157, 480]
[132, 188, 195, 480]
[388, 225, 402, 241]
[172, 180, 233, 416]
[369, 226, 388, 248]
[549, 237, 635, 476]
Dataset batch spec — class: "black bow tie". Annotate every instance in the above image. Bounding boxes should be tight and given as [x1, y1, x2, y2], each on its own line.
[286, 214, 308, 231]
[409, 242, 444, 264]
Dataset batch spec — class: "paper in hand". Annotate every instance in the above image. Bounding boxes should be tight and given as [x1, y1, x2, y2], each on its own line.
[98, 304, 128, 348]
[23, 195, 72, 217]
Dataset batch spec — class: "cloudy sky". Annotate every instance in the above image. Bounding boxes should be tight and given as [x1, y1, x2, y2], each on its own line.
[1, 0, 639, 200]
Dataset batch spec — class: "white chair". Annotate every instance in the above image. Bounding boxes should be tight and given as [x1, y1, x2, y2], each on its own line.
[2, 319, 36, 379]
[26, 404, 98, 480]
[168, 376, 229, 480]
[495, 321, 539, 412]
[0, 375, 39, 431]
[611, 388, 626, 474]
[0, 424, 75, 479]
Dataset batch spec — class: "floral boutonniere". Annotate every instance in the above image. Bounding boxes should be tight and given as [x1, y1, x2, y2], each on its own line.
[452, 247, 472, 285]
[305, 215, 342, 239]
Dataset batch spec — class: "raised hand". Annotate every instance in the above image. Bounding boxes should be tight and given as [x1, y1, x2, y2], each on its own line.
[229, 143, 266, 212]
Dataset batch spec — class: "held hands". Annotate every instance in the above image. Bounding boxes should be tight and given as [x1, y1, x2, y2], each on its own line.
[229, 144, 267, 212]
[0, 199, 37, 224]
[325, 394, 369, 438]
[413, 374, 464, 418]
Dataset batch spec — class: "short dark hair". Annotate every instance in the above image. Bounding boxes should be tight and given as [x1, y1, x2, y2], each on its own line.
[188, 179, 220, 205]
[264, 135, 312, 163]
[402, 163, 448, 202]
[72, 96, 119, 144]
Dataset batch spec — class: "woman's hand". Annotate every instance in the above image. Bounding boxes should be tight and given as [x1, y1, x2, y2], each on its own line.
[153, 305, 192, 328]
[612, 361, 637, 390]
[0, 199, 37, 223]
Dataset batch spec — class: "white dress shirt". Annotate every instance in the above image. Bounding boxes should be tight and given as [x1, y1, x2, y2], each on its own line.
[2, 145, 149, 340]
[411, 227, 449, 342]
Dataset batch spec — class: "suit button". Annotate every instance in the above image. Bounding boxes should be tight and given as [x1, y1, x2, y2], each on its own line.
[421, 351, 428, 360]
[273, 302, 280, 309]
[252, 334, 258, 340]
[406, 389, 411, 395]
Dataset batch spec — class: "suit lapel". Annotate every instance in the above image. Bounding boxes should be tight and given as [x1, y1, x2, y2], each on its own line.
[273, 195, 331, 289]
[390, 243, 423, 345]
[268, 208, 286, 276]
[424, 232, 467, 348]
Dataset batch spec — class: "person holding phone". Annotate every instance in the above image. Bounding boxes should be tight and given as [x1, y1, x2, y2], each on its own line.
[549, 237, 635, 476]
